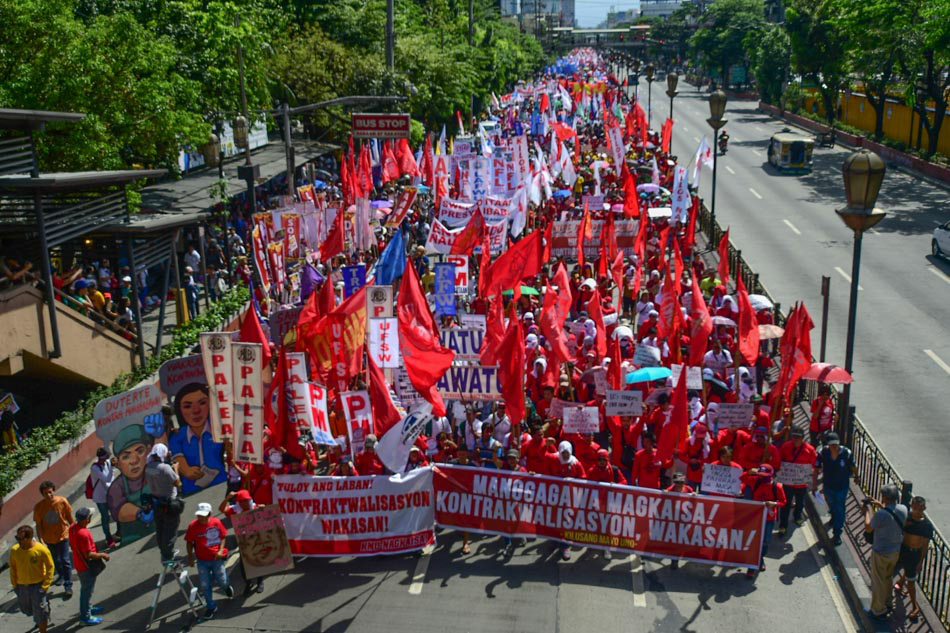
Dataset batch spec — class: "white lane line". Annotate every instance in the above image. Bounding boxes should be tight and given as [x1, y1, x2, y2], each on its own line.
[693, 136, 700, 143]
[752, 149, 762, 156]
[408, 544, 434, 594]
[927, 266, 950, 286]
[629, 554, 647, 607]
[725, 165, 736, 175]
[834, 266, 863, 290]
[749, 188, 763, 199]
[783, 219, 802, 235]
[682, 126, 689, 132]
[924, 349, 950, 376]
[802, 520, 859, 633]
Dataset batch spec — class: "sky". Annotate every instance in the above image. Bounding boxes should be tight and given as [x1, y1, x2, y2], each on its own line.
[574, 0, 641, 27]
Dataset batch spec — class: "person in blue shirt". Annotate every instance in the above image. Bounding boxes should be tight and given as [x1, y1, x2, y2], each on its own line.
[813, 432, 858, 546]
[168, 383, 226, 495]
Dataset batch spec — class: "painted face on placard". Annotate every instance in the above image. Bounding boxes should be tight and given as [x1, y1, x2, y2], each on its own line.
[178, 387, 210, 432]
[119, 443, 149, 479]
[239, 525, 289, 568]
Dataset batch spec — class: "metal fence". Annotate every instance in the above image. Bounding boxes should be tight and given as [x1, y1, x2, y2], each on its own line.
[696, 200, 950, 628]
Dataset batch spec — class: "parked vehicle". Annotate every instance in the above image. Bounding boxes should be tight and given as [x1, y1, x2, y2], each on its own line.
[934, 221, 950, 258]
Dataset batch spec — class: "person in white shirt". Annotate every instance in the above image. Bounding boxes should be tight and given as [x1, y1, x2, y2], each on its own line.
[489, 401, 512, 443]
[89, 447, 117, 548]
[702, 339, 733, 376]
[183, 245, 201, 274]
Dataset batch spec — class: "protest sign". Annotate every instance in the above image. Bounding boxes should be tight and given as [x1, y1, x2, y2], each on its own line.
[394, 368, 425, 408]
[439, 328, 484, 362]
[550, 220, 638, 258]
[232, 343, 264, 464]
[701, 463, 743, 497]
[438, 198, 475, 227]
[777, 462, 814, 487]
[670, 166, 690, 223]
[459, 314, 486, 332]
[367, 285, 394, 318]
[368, 318, 401, 368]
[671, 364, 704, 390]
[94, 385, 163, 443]
[547, 398, 575, 421]
[341, 391, 372, 457]
[342, 264, 366, 299]
[436, 366, 502, 401]
[434, 466, 766, 567]
[387, 187, 417, 227]
[445, 255, 470, 293]
[716, 403, 754, 430]
[269, 306, 303, 344]
[633, 343, 662, 368]
[231, 505, 294, 579]
[201, 332, 233, 441]
[563, 406, 600, 434]
[158, 354, 206, 401]
[0, 392, 20, 415]
[605, 390, 643, 416]
[275, 469, 435, 556]
[433, 262, 456, 317]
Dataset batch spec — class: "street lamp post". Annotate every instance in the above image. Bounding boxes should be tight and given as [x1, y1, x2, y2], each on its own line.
[630, 58, 641, 104]
[666, 72, 679, 150]
[706, 89, 728, 223]
[645, 63, 655, 127]
[235, 17, 260, 215]
[836, 149, 887, 446]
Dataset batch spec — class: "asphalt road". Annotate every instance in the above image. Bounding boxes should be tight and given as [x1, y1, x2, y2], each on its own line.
[0, 480, 857, 633]
[668, 85, 950, 528]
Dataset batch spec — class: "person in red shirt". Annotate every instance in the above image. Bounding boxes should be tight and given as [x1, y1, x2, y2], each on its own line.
[745, 465, 786, 578]
[354, 435, 386, 475]
[69, 507, 109, 625]
[809, 386, 835, 446]
[737, 427, 781, 473]
[185, 503, 233, 620]
[703, 446, 744, 497]
[522, 424, 552, 474]
[776, 428, 817, 535]
[536, 386, 555, 421]
[432, 433, 458, 463]
[246, 463, 274, 506]
[632, 431, 671, 489]
[678, 423, 714, 489]
[607, 414, 644, 479]
[665, 472, 695, 494]
[588, 449, 627, 484]
[218, 490, 265, 596]
[565, 433, 601, 473]
[555, 441, 585, 560]
[330, 457, 360, 476]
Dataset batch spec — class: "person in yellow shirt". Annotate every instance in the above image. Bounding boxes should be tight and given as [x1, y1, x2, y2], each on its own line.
[33, 480, 73, 598]
[10, 525, 54, 633]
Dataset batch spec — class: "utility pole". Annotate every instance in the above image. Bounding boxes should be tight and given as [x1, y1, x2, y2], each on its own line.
[235, 16, 259, 215]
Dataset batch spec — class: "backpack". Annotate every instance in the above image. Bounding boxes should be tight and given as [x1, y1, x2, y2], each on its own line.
[84, 474, 95, 499]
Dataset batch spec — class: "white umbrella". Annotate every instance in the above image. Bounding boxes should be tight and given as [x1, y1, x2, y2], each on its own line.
[748, 294, 773, 311]
[612, 325, 634, 341]
[711, 316, 737, 327]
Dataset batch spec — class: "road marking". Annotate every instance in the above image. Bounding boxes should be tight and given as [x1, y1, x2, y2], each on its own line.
[226, 552, 241, 568]
[408, 544, 434, 594]
[834, 266, 863, 290]
[927, 265, 950, 286]
[802, 520, 859, 633]
[752, 149, 762, 156]
[682, 126, 688, 132]
[725, 165, 736, 175]
[693, 136, 700, 143]
[749, 188, 763, 199]
[629, 554, 647, 607]
[924, 349, 950, 376]
[783, 219, 801, 235]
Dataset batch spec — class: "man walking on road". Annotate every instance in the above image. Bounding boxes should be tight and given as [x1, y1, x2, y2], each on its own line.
[863, 484, 907, 621]
[33, 480, 74, 598]
[185, 502, 234, 621]
[10, 525, 54, 633]
[69, 507, 110, 626]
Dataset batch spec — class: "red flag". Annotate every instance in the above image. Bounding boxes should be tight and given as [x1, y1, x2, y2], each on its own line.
[366, 345, 402, 436]
[397, 138, 420, 178]
[539, 93, 550, 113]
[736, 275, 760, 365]
[421, 134, 434, 186]
[656, 264, 679, 341]
[264, 351, 303, 459]
[340, 155, 352, 207]
[322, 211, 345, 261]
[577, 200, 592, 271]
[358, 145, 373, 196]
[656, 368, 688, 463]
[296, 284, 322, 351]
[587, 289, 609, 359]
[317, 276, 336, 316]
[498, 307, 526, 426]
[484, 228, 543, 296]
[688, 273, 713, 366]
[717, 228, 731, 286]
[684, 195, 699, 250]
[610, 248, 624, 297]
[449, 208, 486, 256]
[621, 163, 640, 219]
[307, 287, 366, 393]
[480, 296, 506, 367]
[382, 141, 400, 182]
[780, 304, 814, 400]
[397, 259, 454, 416]
[540, 283, 573, 368]
[239, 307, 272, 368]
[661, 118, 673, 154]
[477, 230, 492, 297]
[608, 336, 623, 389]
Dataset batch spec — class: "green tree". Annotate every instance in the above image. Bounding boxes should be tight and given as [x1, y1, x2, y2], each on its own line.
[784, 0, 849, 126]
[689, 0, 766, 88]
[745, 23, 790, 104]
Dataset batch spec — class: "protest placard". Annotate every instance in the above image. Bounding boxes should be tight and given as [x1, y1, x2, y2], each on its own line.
[671, 364, 703, 390]
[368, 318, 401, 368]
[201, 332, 233, 441]
[342, 264, 366, 299]
[633, 343, 662, 367]
[0, 392, 20, 414]
[440, 328, 484, 362]
[459, 314, 486, 332]
[94, 384, 163, 443]
[605, 390, 643, 416]
[433, 262, 456, 317]
[158, 354, 206, 401]
[700, 463, 743, 497]
[231, 505, 294, 579]
[269, 306, 303, 344]
[367, 285, 393, 319]
[777, 462, 814, 487]
[563, 406, 600, 434]
[716, 403, 754, 430]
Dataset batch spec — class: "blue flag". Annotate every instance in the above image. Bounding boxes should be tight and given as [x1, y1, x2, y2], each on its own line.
[374, 227, 406, 286]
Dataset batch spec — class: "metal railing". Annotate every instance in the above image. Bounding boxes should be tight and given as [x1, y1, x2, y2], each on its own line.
[696, 199, 950, 628]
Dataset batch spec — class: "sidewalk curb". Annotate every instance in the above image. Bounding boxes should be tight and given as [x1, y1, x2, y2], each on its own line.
[805, 491, 874, 632]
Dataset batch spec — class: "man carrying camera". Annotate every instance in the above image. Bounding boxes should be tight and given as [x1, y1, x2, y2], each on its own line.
[863, 483, 907, 621]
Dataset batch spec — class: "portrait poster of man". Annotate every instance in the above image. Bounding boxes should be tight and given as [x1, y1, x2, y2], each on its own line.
[232, 505, 294, 579]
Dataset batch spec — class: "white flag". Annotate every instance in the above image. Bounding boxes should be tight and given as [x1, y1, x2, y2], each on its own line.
[691, 136, 714, 188]
[651, 157, 660, 185]
[376, 402, 434, 473]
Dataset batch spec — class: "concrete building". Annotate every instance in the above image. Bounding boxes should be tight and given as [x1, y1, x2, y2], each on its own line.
[639, 0, 691, 19]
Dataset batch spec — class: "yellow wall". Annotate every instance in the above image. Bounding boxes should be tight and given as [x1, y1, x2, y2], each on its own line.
[803, 92, 950, 156]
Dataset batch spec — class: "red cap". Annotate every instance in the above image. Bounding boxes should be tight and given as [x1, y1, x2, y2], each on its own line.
[235, 490, 252, 502]
[596, 449, 609, 460]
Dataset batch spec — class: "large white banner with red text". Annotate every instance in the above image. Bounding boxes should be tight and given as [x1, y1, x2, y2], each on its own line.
[433, 466, 765, 567]
[275, 469, 435, 557]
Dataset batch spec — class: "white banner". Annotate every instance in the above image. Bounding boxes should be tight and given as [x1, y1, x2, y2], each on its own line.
[670, 166, 690, 224]
[232, 343, 264, 464]
[425, 218, 506, 255]
[472, 157, 492, 201]
[438, 198, 475, 228]
[777, 462, 814, 487]
[459, 314, 486, 332]
[275, 469, 435, 557]
[716, 402, 755, 430]
[369, 318, 401, 368]
[439, 328, 484, 362]
[671, 364, 704, 390]
[701, 463, 743, 496]
[445, 255, 470, 293]
[341, 391, 372, 457]
[605, 389, 643, 416]
[563, 406, 600, 434]
[201, 332, 233, 441]
[284, 352, 312, 435]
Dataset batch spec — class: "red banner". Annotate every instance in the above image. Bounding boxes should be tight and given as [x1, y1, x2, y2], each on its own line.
[433, 465, 765, 567]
